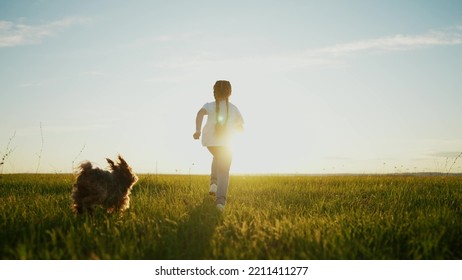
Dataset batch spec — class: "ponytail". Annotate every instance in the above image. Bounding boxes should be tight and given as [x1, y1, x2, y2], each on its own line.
[213, 80, 231, 136]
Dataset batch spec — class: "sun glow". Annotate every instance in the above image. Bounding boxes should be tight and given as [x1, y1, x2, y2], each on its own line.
[228, 89, 322, 174]
[227, 84, 377, 174]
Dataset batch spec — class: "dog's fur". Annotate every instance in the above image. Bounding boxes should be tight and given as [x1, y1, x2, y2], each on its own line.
[71, 155, 138, 214]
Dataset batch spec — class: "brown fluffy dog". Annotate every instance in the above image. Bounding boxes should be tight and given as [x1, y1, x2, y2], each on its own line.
[72, 155, 138, 214]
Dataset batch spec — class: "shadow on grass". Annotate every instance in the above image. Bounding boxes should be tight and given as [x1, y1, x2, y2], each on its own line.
[148, 196, 223, 259]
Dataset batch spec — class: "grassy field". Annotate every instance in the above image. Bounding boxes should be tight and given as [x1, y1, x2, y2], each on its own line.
[0, 173, 461, 260]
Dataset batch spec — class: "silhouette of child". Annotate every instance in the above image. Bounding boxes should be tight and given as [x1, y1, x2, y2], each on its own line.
[193, 80, 244, 211]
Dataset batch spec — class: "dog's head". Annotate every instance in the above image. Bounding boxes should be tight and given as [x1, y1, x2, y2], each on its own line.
[106, 155, 139, 188]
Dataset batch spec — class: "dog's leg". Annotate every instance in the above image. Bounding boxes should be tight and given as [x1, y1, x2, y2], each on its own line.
[80, 195, 103, 214]
[73, 203, 84, 214]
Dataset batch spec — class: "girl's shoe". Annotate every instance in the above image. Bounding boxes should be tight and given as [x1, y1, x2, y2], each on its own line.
[209, 183, 217, 195]
[216, 204, 225, 211]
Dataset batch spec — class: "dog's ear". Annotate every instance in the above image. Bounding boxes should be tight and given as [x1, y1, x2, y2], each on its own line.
[118, 155, 128, 166]
[106, 158, 116, 170]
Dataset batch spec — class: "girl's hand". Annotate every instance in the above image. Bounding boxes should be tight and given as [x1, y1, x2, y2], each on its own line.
[193, 131, 201, 140]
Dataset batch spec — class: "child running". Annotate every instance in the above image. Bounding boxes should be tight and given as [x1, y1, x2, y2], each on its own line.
[193, 80, 244, 211]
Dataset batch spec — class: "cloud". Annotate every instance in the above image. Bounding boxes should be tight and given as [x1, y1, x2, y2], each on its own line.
[81, 71, 110, 77]
[18, 81, 44, 88]
[310, 28, 462, 56]
[259, 26, 462, 70]
[151, 25, 462, 76]
[0, 17, 90, 47]
[116, 31, 202, 50]
[138, 32, 199, 44]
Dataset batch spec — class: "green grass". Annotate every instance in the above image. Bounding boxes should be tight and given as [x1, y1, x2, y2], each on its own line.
[0, 174, 461, 259]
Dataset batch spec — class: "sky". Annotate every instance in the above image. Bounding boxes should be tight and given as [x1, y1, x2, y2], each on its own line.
[1, 0, 462, 174]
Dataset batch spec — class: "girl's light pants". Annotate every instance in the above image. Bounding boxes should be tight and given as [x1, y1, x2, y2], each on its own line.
[207, 146, 232, 205]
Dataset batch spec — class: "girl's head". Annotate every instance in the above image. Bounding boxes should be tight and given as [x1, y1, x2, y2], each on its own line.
[213, 80, 232, 100]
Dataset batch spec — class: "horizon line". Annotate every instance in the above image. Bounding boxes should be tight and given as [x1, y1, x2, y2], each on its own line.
[2, 172, 461, 176]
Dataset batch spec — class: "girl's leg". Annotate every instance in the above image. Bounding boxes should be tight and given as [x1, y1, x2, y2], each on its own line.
[210, 152, 218, 186]
[207, 146, 232, 205]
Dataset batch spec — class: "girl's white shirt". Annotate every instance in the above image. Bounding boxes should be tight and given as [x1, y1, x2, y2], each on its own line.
[201, 101, 244, 147]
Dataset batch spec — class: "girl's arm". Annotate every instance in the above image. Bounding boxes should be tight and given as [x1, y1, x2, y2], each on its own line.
[193, 108, 207, 140]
